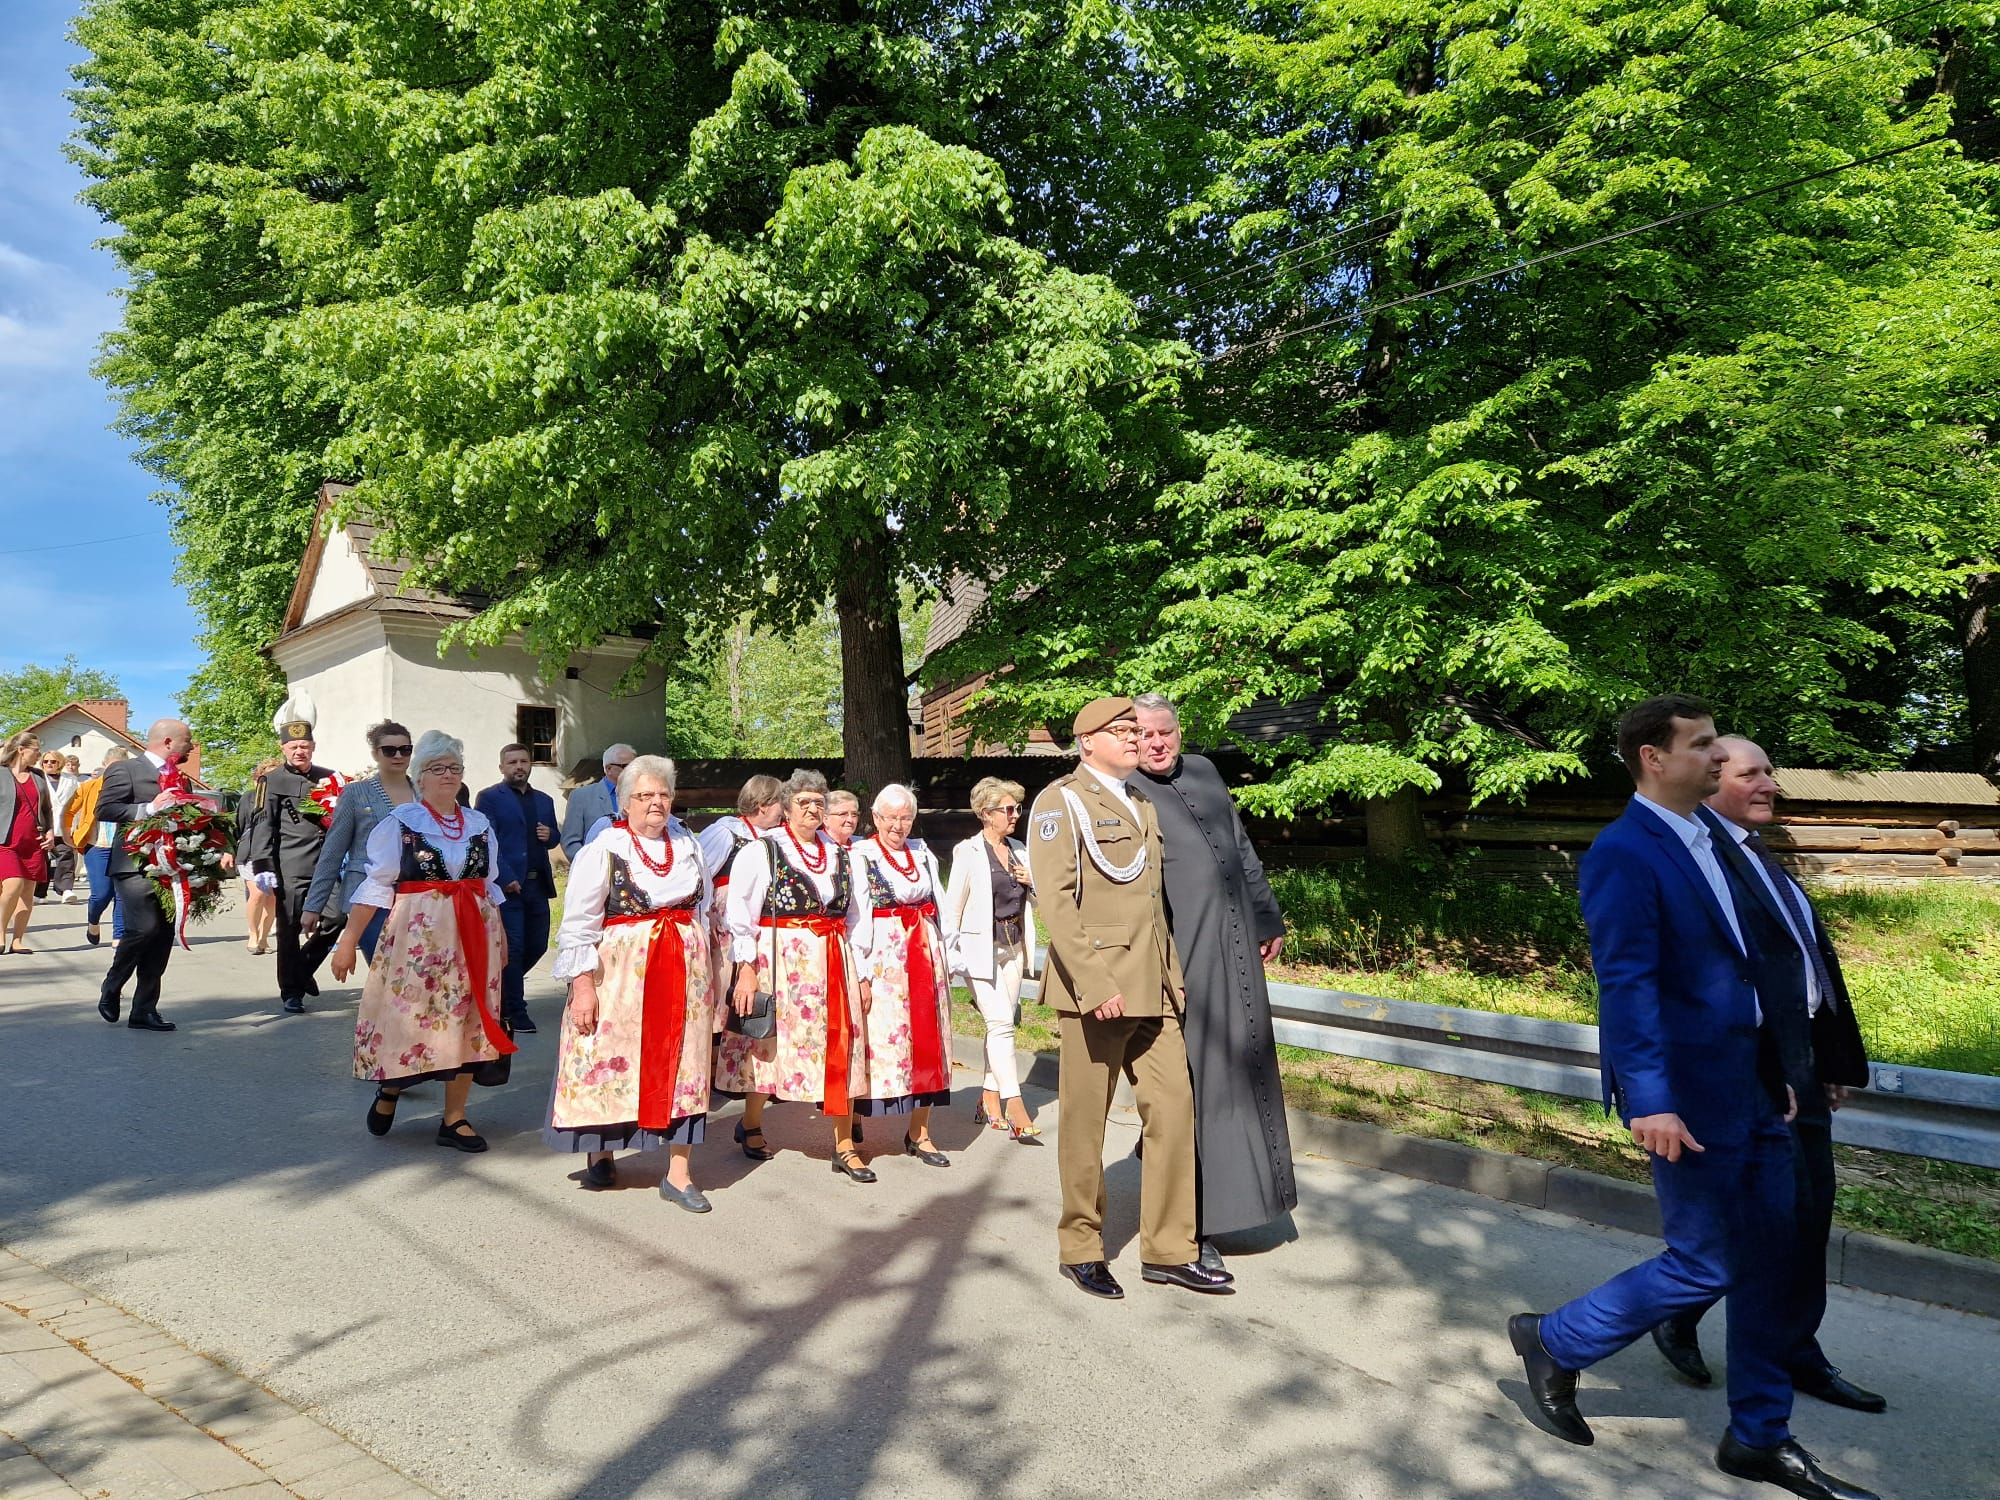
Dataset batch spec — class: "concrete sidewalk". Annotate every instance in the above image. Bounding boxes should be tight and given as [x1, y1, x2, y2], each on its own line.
[0, 1248, 428, 1499]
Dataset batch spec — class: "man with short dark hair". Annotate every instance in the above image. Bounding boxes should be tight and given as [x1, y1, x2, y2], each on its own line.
[1507, 696, 1879, 1500]
[476, 743, 558, 1034]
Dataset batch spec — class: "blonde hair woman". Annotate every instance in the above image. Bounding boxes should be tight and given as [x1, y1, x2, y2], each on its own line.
[942, 776, 1041, 1138]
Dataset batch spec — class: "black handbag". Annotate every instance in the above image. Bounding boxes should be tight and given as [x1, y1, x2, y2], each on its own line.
[473, 1018, 515, 1087]
[726, 990, 777, 1040]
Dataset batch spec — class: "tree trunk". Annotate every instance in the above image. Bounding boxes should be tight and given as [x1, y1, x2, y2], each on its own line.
[1364, 787, 1427, 863]
[837, 518, 912, 798]
[1964, 572, 2000, 775]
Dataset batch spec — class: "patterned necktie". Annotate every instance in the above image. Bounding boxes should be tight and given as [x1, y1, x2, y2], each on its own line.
[1744, 830, 1836, 1012]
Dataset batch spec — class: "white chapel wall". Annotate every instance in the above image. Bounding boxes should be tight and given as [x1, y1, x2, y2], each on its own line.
[268, 613, 393, 783]
[299, 525, 377, 627]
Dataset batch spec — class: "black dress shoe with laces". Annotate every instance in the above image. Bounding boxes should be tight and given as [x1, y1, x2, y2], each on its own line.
[1791, 1366, 1886, 1414]
[98, 993, 120, 1024]
[1059, 1261, 1125, 1299]
[281, 995, 306, 1014]
[1652, 1315, 1713, 1385]
[1509, 1313, 1593, 1446]
[127, 1011, 176, 1032]
[1716, 1434, 1880, 1499]
[1141, 1260, 1235, 1293]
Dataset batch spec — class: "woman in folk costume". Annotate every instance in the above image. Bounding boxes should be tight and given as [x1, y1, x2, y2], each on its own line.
[331, 731, 515, 1153]
[695, 774, 783, 1031]
[716, 768, 871, 1182]
[546, 756, 717, 1213]
[847, 784, 957, 1167]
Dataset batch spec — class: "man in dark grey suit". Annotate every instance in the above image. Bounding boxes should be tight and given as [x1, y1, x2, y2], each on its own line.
[1653, 737, 1882, 1417]
[98, 719, 212, 1032]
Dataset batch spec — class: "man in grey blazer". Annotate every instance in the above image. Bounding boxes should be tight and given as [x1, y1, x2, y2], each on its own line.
[559, 742, 635, 862]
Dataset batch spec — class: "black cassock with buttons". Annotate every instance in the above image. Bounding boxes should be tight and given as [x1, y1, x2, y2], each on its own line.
[1135, 752, 1298, 1238]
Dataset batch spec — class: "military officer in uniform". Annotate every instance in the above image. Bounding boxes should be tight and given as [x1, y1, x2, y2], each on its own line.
[1027, 695, 1233, 1300]
[244, 695, 340, 1014]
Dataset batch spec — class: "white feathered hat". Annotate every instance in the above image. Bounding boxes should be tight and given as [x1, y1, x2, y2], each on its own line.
[273, 691, 319, 744]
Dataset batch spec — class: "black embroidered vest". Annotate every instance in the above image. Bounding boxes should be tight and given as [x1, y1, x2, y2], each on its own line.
[605, 851, 698, 917]
[762, 837, 851, 918]
[396, 827, 489, 886]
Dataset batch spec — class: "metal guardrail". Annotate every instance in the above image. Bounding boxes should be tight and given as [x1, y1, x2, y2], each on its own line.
[1021, 977, 2000, 1169]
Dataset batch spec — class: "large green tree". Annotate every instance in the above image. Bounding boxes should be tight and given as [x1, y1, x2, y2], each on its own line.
[0, 659, 123, 739]
[937, 0, 2000, 852]
[72, 0, 1189, 792]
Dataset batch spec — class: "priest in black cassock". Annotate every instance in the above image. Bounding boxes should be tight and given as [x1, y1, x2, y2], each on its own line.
[1133, 694, 1297, 1269]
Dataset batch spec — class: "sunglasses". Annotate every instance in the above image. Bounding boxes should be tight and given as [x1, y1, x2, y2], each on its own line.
[988, 804, 1022, 816]
[378, 745, 414, 757]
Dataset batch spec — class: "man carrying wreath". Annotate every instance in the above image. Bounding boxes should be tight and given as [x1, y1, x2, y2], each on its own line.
[241, 694, 341, 1015]
[98, 719, 227, 1032]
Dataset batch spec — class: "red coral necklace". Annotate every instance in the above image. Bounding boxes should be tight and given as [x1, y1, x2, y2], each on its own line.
[618, 820, 676, 878]
[430, 802, 466, 840]
[874, 838, 919, 881]
[786, 826, 828, 874]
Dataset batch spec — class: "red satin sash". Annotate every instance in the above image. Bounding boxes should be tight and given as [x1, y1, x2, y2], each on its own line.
[759, 912, 854, 1116]
[399, 879, 516, 1058]
[606, 906, 699, 1126]
[871, 901, 948, 1094]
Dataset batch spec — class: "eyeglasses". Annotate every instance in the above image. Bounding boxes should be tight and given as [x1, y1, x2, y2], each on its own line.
[987, 804, 1021, 816]
[792, 795, 827, 808]
[605, 762, 632, 774]
[377, 745, 413, 757]
[1093, 724, 1142, 742]
[627, 790, 672, 803]
[426, 763, 465, 776]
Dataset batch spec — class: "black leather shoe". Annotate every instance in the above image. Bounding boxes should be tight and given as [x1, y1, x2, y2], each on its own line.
[366, 1088, 399, 1137]
[830, 1149, 877, 1183]
[1791, 1366, 1886, 1414]
[98, 993, 120, 1024]
[1141, 1260, 1235, 1293]
[85, 924, 101, 946]
[903, 1135, 950, 1167]
[1652, 1315, 1713, 1385]
[583, 1158, 617, 1190]
[1060, 1261, 1125, 1299]
[281, 995, 305, 1014]
[127, 1011, 176, 1032]
[1197, 1240, 1227, 1275]
[734, 1122, 774, 1161]
[1716, 1434, 1880, 1499]
[1508, 1313, 1592, 1446]
[436, 1120, 488, 1153]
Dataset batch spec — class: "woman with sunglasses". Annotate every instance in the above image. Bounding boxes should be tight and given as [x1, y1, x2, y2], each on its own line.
[301, 721, 416, 963]
[942, 776, 1041, 1139]
[331, 731, 515, 1151]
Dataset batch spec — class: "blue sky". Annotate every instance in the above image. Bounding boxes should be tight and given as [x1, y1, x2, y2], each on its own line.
[1, 0, 203, 730]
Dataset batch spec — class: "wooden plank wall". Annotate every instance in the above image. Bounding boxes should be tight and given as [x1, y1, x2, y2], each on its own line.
[665, 757, 2000, 884]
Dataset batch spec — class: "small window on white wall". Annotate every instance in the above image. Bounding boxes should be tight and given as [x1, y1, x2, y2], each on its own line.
[517, 706, 558, 765]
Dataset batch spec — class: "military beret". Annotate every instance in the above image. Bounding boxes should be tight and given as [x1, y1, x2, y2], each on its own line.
[1072, 695, 1137, 737]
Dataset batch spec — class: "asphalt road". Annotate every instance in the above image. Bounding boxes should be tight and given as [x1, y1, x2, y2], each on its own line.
[2, 898, 1994, 1500]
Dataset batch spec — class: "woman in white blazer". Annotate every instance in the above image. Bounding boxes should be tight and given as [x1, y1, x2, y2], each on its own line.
[942, 777, 1041, 1139]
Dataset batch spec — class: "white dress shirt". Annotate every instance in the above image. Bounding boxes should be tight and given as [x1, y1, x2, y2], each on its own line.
[1714, 814, 1823, 1015]
[1633, 793, 1757, 1021]
[1077, 764, 1139, 818]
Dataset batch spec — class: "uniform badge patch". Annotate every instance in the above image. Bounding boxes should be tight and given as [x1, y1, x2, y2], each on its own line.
[1036, 810, 1062, 842]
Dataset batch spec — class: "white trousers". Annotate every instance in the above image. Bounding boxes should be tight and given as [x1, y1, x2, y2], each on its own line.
[968, 940, 1027, 1099]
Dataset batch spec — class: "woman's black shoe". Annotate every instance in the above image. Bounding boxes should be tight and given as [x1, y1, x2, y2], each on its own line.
[734, 1122, 774, 1161]
[436, 1119, 488, 1153]
[583, 1158, 617, 1189]
[366, 1088, 399, 1137]
[831, 1149, 878, 1184]
[903, 1136, 950, 1167]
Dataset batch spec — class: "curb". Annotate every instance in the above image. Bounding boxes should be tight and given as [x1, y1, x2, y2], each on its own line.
[951, 1033, 2000, 1321]
[0, 1247, 437, 1498]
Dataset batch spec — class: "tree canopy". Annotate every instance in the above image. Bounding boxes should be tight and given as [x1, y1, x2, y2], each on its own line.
[70, 0, 2000, 839]
[0, 658, 123, 740]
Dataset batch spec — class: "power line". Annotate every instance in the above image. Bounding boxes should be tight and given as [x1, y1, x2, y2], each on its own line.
[1154, 0, 1951, 309]
[1222, 135, 1943, 363]
[0, 529, 166, 557]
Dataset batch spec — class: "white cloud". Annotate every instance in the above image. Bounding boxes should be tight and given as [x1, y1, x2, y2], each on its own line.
[0, 238, 114, 370]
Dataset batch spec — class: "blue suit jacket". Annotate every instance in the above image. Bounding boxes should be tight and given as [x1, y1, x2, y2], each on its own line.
[1580, 798, 1771, 1145]
[475, 781, 558, 897]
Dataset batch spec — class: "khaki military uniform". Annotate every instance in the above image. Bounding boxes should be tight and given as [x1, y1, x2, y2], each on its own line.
[1027, 764, 1198, 1267]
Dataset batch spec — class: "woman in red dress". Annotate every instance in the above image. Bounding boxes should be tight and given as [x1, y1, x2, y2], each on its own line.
[0, 731, 53, 954]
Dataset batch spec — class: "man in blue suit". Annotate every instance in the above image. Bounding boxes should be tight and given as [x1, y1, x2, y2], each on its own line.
[476, 744, 559, 1034]
[1650, 737, 1881, 1412]
[1509, 696, 1878, 1500]
[559, 742, 634, 862]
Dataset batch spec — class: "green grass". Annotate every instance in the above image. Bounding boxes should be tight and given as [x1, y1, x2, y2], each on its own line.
[1267, 860, 2000, 1078]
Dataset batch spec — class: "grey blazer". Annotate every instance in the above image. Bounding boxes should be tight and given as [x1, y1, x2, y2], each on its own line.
[0, 772, 51, 849]
[303, 777, 405, 917]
